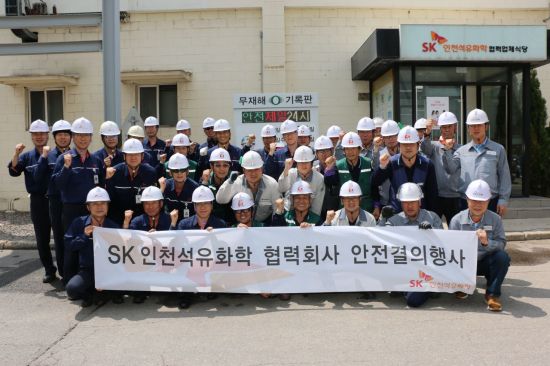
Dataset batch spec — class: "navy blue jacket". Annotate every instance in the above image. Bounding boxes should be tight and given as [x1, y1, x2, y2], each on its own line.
[372, 154, 438, 213]
[197, 144, 243, 178]
[106, 162, 158, 225]
[8, 148, 47, 195]
[176, 214, 226, 230]
[65, 215, 119, 270]
[163, 178, 199, 223]
[264, 147, 296, 180]
[92, 147, 124, 171]
[129, 212, 172, 231]
[34, 147, 67, 198]
[53, 149, 105, 204]
[143, 138, 167, 168]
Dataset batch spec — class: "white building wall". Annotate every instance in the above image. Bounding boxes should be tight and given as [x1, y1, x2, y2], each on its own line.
[0, 2, 549, 209]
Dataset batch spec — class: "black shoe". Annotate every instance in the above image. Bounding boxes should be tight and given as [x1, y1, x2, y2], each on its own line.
[112, 295, 124, 304]
[81, 297, 93, 308]
[42, 273, 57, 283]
[132, 295, 146, 304]
[178, 298, 193, 309]
[206, 293, 218, 300]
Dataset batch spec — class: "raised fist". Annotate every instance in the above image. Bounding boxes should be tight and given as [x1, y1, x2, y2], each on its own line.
[275, 198, 284, 213]
[106, 167, 116, 179]
[374, 136, 383, 147]
[159, 154, 167, 164]
[247, 134, 256, 146]
[425, 119, 434, 135]
[284, 158, 294, 172]
[325, 210, 336, 223]
[170, 209, 179, 225]
[201, 169, 211, 184]
[124, 210, 134, 222]
[158, 176, 166, 192]
[269, 142, 277, 156]
[165, 139, 172, 148]
[42, 145, 50, 158]
[14, 143, 25, 155]
[379, 152, 390, 169]
[104, 155, 113, 167]
[325, 156, 336, 170]
[200, 147, 208, 157]
[63, 153, 72, 168]
[443, 138, 455, 150]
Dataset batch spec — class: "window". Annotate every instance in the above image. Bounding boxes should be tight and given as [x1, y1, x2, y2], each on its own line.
[138, 85, 178, 126]
[28, 89, 64, 127]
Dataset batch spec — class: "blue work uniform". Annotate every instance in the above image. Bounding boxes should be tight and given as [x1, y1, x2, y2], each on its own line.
[106, 162, 158, 226]
[64, 215, 119, 302]
[35, 146, 69, 278]
[8, 148, 55, 276]
[176, 214, 227, 230]
[129, 212, 172, 231]
[264, 146, 296, 180]
[372, 154, 438, 213]
[92, 147, 124, 171]
[143, 138, 167, 169]
[197, 143, 243, 178]
[163, 178, 199, 224]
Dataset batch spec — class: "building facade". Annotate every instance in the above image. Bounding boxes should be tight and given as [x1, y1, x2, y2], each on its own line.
[1, 0, 549, 209]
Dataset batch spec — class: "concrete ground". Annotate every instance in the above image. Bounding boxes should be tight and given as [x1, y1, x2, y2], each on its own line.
[1, 240, 550, 366]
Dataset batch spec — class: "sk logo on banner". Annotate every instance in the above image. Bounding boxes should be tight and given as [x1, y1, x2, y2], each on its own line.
[422, 31, 448, 52]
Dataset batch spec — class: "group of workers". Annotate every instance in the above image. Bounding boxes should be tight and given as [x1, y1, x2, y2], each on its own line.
[8, 108, 511, 311]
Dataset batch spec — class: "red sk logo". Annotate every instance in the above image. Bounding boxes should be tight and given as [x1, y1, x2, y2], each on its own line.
[404, 134, 411, 139]
[238, 200, 243, 207]
[298, 186, 303, 192]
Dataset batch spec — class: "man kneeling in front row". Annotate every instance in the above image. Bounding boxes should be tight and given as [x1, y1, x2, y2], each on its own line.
[381, 182, 443, 308]
[450, 179, 510, 312]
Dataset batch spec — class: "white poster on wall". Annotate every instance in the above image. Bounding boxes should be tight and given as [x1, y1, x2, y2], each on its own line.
[232, 93, 319, 147]
[426, 97, 449, 129]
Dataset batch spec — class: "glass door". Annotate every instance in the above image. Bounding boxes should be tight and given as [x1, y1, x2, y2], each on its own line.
[415, 85, 463, 144]
[481, 85, 507, 150]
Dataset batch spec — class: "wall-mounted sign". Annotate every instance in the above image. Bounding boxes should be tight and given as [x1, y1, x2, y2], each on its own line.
[400, 24, 547, 61]
[233, 93, 319, 145]
[426, 97, 449, 130]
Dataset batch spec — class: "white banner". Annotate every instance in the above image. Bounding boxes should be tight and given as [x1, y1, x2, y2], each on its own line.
[94, 226, 477, 294]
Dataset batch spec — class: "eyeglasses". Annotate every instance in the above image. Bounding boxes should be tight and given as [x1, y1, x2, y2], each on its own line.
[213, 163, 230, 168]
[234, 208, 252, 214]
[204, 127, 214, 131]
[170, 169, 188, 174]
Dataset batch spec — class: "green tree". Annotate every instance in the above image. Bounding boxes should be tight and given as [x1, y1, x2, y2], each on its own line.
[529, 70, 550, 196]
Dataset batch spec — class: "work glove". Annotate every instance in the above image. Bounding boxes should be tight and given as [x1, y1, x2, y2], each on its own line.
[418, 221, 432, 230]
[381, 205, 394, 219]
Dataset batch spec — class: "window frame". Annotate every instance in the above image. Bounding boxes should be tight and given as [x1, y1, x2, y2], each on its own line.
[137, 84, 178, 126]
[26, 87, 65, 129]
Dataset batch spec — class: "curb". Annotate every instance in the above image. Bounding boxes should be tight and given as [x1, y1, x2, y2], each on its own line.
[3, 231, 550, 250]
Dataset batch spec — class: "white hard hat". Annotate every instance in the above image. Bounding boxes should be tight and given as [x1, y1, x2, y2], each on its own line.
[414, 118, 427, 130]
[192, 185, 215, 203]
[396, 182, 424, 202]
[341, 132, 362, 148]
[140, 186, 164, 202]
[280, 119, 297, 134]
[99, 121, 121, 136]
[373, 117, 385, 129]
[213, 119, 231, 132]
[357, 117, 375, 131]
[261, 124, 276, 137]
[231, 192, 254, 210]
[144, 116, 159, 127]
[203, 117, 216, 129]
[71, 117, 93, 134]
[381, 120, 400, 137]
[340, 180, 362, 197]
[290, 180, 313, 195]
[29, 119, 49, 133]
[127, 125, 145, 138]
[293, 146, 315, 162]
[314, 135, 333, 151]
[297, 124, 312, 137]
[122, 138, 145, 154]
[86, 187, 110, 203]
[52, 120, 72, 133]
[209, 147, 231, 162]
[168, 153, 189, 170]
[465, 179, 492, 201]
[466, 109, 489, 125]
[398, 126, 420, 144]
[327, 125, 342, 138]
[438, 111, 458, 126]
[176, 119, 191, 131]
[172, 133, 191, 147]
[241, 150, 264, 169]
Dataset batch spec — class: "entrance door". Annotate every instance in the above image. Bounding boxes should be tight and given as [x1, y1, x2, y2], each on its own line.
[415, 85, 463, 143]
[481, 85, 507, 150]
